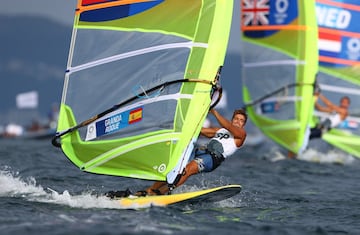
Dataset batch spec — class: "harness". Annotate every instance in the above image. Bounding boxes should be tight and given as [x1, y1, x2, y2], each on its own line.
[208, 150, 225, 170]
[196, 140, 225, 170]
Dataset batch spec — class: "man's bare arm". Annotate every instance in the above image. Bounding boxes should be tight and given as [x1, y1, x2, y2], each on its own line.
[210, 109, 246, 141]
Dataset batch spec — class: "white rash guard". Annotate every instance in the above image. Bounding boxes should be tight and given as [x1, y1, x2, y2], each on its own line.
[328, 113, 343, 128]
[211, 128, 240, 158]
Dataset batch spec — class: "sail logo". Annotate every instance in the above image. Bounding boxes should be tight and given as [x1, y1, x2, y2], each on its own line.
[241, 0, 298, 38]
[339, 119, 359, 130]
[128, 107, 143, 124]
[156, 164, 166, 173]
[104, 114, 122, 134]
[318, 32, 342, 53]
[316, 4, 360, 65]
[316, 5, 351, 29]
[242, 0, 292, 25]
[85, 107, 143, 140]
[346, 38, 360, 61]
[260, 101, 280, 113]
[242, 0, 270, 25]
[273, 0, 289, 24]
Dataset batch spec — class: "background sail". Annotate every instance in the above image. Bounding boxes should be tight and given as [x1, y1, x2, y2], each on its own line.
[315, 0, 360, 158]
[240, 0, 318, 154]
[55, 0, 233, 183]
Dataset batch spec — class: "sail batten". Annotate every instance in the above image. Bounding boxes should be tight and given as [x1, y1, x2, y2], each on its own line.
[68, 42, 208, 74]
[54, 0, 233, 182]
[319, 84, 360, 95]
[243, 60, 306, 67]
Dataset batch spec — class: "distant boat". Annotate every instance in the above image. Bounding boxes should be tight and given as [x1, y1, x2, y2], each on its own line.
[1, 91, 58, 140]
[0, 122, 56, 140]
[312, 0, 360, 159]
[1, 123, 24, 138]
[240, 0, 318, 154]
[1, 90, 39, 138]
[21, 118, 57, 140]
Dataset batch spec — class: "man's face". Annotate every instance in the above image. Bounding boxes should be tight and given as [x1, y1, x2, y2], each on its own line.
[232, 114, 246, 128]
[340, 98, 350, 109]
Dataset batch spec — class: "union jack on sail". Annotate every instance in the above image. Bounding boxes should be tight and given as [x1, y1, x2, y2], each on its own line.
[242, 0, 270, 26]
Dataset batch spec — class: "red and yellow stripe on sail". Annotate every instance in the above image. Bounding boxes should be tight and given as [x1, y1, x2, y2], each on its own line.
[77, 0, 158, 14]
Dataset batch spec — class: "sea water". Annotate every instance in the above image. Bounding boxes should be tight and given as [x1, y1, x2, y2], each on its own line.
[0, 138, 360, 235]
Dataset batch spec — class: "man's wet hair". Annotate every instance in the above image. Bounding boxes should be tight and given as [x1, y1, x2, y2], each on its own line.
[341, 96, 350, 104]
[232, 109, 248, 124]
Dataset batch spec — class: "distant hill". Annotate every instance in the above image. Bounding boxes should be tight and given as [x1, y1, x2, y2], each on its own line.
[0, 15, 71, 124]
[0, 15, 242, 125]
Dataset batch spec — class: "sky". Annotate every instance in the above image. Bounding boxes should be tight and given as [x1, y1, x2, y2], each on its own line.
[0, 0, 241, 53]
[0, 0, 77, 25]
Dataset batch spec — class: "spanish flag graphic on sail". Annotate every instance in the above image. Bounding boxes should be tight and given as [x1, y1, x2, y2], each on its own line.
[128, 107, 143, 124]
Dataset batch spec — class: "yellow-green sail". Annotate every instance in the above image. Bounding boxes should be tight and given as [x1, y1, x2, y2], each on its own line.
[53, 0, 233, 184]
[315, 0, 360, 158]
[240, 0, 318, 154]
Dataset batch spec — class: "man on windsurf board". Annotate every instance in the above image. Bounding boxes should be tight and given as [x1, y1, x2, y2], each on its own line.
[136, 108, 247, 196]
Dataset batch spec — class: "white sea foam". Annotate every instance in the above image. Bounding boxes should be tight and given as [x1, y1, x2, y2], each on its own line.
[0, 169, 124, 209]
[0, 169, 46, 197]
[298, 148, 355, 165]
[0, 168, 242, 210]
[265, 146, 356, 165]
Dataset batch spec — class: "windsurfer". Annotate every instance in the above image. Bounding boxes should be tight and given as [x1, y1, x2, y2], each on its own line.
[309, 93, 350, 139]
[287, 92, 350, 158]
[134, 108, 248, 196]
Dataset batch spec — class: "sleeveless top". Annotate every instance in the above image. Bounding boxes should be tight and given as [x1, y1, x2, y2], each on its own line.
[207, 128, 240, 158]
[324, 113, 342, 128]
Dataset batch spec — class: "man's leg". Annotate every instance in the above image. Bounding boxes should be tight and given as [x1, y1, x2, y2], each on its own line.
[134, 181, 167, 196]
[146, 181, 168, 195]
[174, 160, 199, 188]
[149, 160, 199, 195]
[135, 159, 200, 196]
